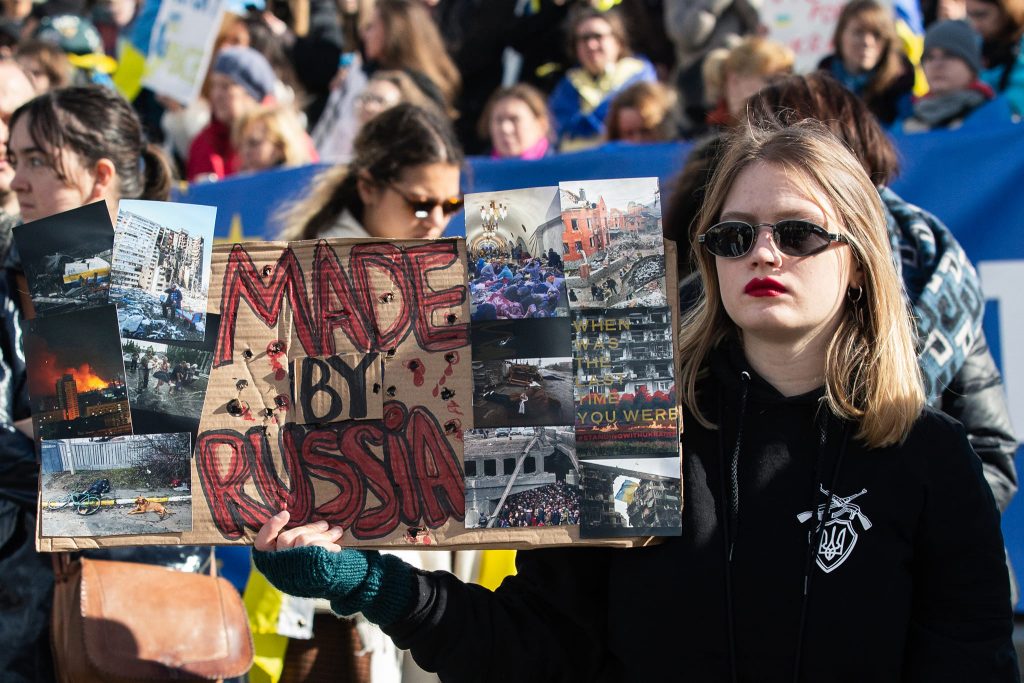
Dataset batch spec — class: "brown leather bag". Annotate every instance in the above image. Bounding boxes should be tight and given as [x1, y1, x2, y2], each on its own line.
[50, 552, 254, 682]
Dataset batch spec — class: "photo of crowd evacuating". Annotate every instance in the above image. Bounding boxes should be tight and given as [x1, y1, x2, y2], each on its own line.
[473, 357, 574, 428]
[558, 177, 669, 309]
[466, 187, 569, 321]
[463, 426, 580, 529]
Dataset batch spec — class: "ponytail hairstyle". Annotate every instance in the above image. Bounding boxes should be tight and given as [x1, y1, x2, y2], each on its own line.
[280, 103, 462, 240]
[9, 85, 173, 202]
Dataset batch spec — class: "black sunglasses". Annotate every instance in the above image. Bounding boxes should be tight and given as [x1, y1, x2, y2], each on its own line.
[388, 183, 464, 219]
[698, 220, 848, 258]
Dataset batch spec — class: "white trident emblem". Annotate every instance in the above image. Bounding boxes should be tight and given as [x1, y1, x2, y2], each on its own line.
[797, 487, 872, 573]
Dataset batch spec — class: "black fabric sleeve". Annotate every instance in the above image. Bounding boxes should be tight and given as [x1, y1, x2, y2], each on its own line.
[939, 329, 1019, 513]
[383, 546, 612, 682]
[902, 416, 1018, 682]
[0, 270, 37, 510]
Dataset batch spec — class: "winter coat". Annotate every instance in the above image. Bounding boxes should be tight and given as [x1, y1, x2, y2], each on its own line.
[818, 54, 915, 125]
[383, 344, 1016, 682]
[981, 34, 1024, 115]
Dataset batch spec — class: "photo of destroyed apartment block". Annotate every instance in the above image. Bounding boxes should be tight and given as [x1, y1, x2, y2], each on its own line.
[473, 356, 574, 428]
[558, 177, 667, 308]
[463, 426, 579, 529]
[573, 306, 677, 457]
[579, 457, 681, 537]
[110, 200, 216, 342]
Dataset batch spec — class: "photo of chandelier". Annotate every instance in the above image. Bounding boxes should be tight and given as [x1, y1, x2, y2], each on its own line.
[480, 200, 508, 234]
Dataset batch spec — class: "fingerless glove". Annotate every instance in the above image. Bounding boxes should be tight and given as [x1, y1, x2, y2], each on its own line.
[253, 546, 415, 626]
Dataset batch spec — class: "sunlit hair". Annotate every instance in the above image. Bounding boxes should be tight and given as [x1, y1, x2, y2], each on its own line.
[477, 83, 553, 143]
[16, 40, 72, 91]
[725, 36, 795, 79]
[832, 0, 907, 98]
[679, 121, 924, 447]
[278, 103, 462, 240]
[605, 81, 678, 141]
[374, 0, 461, 112]
[233, 104, 314, 169]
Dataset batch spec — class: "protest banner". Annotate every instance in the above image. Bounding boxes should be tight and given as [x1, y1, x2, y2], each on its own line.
[142, 0, 226, 105]
[763, 0, 846, 72]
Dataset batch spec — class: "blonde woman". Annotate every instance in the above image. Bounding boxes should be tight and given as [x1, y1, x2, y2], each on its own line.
[233, 104, 316, 173]
[248, 122, 1015, 681]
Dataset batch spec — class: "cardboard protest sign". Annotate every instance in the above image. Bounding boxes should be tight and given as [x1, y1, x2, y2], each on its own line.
[38, 205, 681, 551]
[111, 200, 217, 343]
[13, 201, 114, 317]
[142, 0, 226, 105]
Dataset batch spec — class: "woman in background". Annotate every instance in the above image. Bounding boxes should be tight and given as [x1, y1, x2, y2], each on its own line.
[966, 0, 1024, 112]
[234, 103, 316, 173]
[479, 83, 553, 159]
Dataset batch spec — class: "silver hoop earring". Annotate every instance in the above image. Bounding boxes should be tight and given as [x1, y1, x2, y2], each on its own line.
[847, 287, 863, 304]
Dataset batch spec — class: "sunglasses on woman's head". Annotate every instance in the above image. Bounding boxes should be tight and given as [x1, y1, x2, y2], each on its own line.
[698, 220, 848, 258]
[388, 183, 464, 219]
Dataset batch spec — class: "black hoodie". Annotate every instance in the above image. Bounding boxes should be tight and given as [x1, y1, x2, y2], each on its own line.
[384, 344, 1017, 682]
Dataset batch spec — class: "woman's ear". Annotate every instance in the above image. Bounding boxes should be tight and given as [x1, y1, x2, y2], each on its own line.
[88, 158, 117, 204]
[850, 259, 865, 290]
[356, 172, 379, 207]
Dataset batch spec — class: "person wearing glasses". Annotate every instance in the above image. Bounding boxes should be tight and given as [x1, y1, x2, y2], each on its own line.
[548, 6, 656, 152]
[250, 121, 1015, 681]
[280, 103, 463, 242]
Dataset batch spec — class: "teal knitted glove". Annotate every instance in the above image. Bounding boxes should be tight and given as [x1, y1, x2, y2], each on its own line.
[252, 546, 415, 626]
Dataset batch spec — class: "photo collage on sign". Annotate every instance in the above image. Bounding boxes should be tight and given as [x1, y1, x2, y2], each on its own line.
[559, 178, 681, 538]
[464, 188, 581, 530]
[18, 200, 217, 539]
[39, 434, 193, 538]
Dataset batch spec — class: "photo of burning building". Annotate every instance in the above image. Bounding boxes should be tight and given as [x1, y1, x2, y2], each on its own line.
[558, 178, 667, 309]
[13, 202, 114, 316]
[579, 457, 681, 537]
[463, 426, 580, 529]
[473, 356, 574, 428]
[25, 305, 132, 440]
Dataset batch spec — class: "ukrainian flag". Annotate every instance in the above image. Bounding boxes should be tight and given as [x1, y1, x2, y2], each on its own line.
[615, 480, 639, 504]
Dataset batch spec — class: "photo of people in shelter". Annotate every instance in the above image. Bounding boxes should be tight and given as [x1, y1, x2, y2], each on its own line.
[110, 200, 216, 343]
[473, 356, 574, 428]
[573, 307, 677, 457]
[24, 305, 132, 441]
[558, 177, 667, 308]
[466, 187, 569, 321]
[12, 202, 114, 316]
[463, 426, 580, 529]
[578, 456, 681, 537]
[123, 339, 212, 422]
[471, 318, 572, 362]
[39, 433, 193, 538]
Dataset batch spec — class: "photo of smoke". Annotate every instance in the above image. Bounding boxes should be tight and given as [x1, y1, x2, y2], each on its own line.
[24, 305, 132, 440]
[558, 177, 667, 309]
[12, 202, 114, 316]
[463, 426, 580, 529]
[110, 200, 216, 342]
[579, 456, 681, 537]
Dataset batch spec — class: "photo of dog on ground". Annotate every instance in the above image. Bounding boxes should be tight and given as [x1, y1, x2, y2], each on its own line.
[127, 496, 174, 519]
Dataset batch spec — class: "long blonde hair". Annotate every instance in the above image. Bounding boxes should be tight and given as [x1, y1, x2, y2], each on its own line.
[679, 121, 924, 448]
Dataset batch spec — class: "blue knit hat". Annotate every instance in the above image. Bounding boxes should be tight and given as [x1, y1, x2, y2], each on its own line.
[213, 46, 276, 103]
[924, 20, 983, 74]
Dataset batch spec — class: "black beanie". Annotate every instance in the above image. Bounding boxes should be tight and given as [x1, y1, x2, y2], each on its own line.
[924, 20, 983, 74]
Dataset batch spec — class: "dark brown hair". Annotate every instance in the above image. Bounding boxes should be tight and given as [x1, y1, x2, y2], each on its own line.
[15, 40, 71, 90]
[281, 103, 463, 240]
[605, 81, 677, 141]
[9, 85, 173, 201]
[832, 0, 907, 99]
[374, 0, 461, 111]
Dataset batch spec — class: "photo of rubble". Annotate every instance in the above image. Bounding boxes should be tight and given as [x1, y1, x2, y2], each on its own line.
[573, 307, 678, 457]
[466, 187, 569, 321]
[471, 318, 572, 362]
[24, 305, 132, 440]
[12, 202, 114, 316]
[578, 456, 681, 537]
[110, 199, 216, 342]
[123, 339, 212, 422]
[558, 177, 667, 309]
[473, 356, 574, 428]
[39, 433, 193, 537]
[463, 426, 580, 529]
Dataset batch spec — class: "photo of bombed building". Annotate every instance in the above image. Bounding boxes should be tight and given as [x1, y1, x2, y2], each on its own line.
[579, 457, 681, 537]
[473, 357, 575, 428]
[573, 307, 677, 457]
[111, 208, 209, 341]
[463, 426, 580, 528]
[558, 177, 667, 308]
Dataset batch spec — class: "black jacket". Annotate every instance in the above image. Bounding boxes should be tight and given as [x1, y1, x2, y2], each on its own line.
[386, 346, 1016, 682]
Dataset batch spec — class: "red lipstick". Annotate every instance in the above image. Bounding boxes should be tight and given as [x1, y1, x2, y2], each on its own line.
[744, 277, 787, 297]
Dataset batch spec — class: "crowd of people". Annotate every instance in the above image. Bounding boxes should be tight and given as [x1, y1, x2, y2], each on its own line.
[0, 0, 1020, 681]
[469, 248, 566, 321]
[491, 482, 581, 528]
